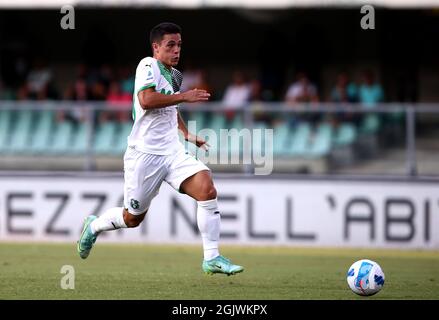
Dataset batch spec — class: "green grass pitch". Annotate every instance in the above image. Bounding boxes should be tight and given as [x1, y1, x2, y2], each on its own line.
[0, 243, 438, 300]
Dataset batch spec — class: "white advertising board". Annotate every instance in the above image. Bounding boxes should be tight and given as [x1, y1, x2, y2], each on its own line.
[0, 175, 438, 249]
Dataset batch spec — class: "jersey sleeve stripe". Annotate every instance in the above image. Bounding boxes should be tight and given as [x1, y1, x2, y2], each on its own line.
[137, 83, 156, 94]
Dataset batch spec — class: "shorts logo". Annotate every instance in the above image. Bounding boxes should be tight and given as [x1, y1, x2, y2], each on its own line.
[130, 199, 140, 209]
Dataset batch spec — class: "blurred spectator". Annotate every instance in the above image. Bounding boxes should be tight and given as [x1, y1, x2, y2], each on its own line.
[330, 72, 358, 103]
[330, 72, 359, 124]
[4, 54, 30, 91]
[58, 78, 88, 124]
[285, 72, 319, 104]
[107, 81, 131, 103]
[249, 78, 273, 124]
[100, 81, 132, 123]
[285, 72, 320, 126]
[358, 70, 384, 107]
[62, 77, 89, 101]
[15, 56, 29, 86]
[16, 85, 30, 100]
[194, 70, 212, 93]
[57, 65, 91, 123]
[181, 63, 202, 92]
[181, 67, 211, 95]
[119, 65, 135, 95]
[89, 81, 107, 101]
[73, 77, 89, 101]
[99, 64, 114, 88]
[222, 71, 251, 120]
[0, 80, 15, 100]
[249, 79, 262, 102]
[23, 58, 52, 100]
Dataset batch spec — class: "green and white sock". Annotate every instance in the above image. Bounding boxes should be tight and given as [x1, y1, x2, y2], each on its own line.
[197, 198, 220, 260]
[90, 207, 127, 234]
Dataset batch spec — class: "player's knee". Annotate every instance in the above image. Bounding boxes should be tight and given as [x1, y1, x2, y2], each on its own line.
[125, 216, 143, 228]
[123, 210, 146, 228]
[200, 184, 217, 201]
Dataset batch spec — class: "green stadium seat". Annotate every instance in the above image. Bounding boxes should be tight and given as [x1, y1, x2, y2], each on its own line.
[29, 110, 55, 154]
[70, 123, 88, 155]
[112, 121, 133, 155]
[204, 114, 226, 153]
[229, 115, 244, 130]
[228, 128, 242, 160]
[334, 123, 357, 147]
[273, 122, 290, 156]
[209, 113, 226, 132]
[219, 115, 246, 160]
[252, 122, 268, 157]
[389, 111, 404, 122]
[306, 123, 333, 159]
[94, 122, 118, 155]
[189, 111, 205, 133]
[49, 121, 74, 154]
[0, 110, 12, 153]
[360, 114, 381, 134]
[287, 122, 311, 157]
[8, 111, 34, 154]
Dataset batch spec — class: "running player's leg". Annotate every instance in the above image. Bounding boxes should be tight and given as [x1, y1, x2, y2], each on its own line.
[77, 206, 147, 259]
[166, 151, 244, 275]
[180, 170, 219, 259]
[78, 147, 166, 259]
[91, 207, 146, 233]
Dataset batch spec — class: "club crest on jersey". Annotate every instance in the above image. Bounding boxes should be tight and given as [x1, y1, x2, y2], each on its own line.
[130, 199, 140, 209]
[146, 70, 154, 81]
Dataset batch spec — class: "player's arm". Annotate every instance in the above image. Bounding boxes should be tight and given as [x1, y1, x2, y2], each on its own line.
[138, 88, 210, 110]
[178, 111, 209, 151]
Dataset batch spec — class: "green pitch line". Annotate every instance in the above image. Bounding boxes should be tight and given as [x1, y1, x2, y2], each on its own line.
[0, 243, 438, 300]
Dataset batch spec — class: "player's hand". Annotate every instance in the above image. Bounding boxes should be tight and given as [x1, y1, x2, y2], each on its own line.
[185, 133, 210, 151]
[182, 88, 210, 103]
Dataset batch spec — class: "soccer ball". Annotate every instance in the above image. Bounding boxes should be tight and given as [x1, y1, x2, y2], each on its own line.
[346, 259, 385, 296]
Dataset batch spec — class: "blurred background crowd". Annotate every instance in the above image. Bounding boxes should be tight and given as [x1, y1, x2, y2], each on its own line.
[0, 6, 438, 174]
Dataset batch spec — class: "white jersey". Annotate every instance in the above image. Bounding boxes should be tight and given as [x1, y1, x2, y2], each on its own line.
[128, 57, 182, 155]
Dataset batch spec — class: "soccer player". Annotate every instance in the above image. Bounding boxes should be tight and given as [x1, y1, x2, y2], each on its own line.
[77, 22, 243, 276]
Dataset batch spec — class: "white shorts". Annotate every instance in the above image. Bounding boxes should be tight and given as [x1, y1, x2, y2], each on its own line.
[123, 145, 210, 215]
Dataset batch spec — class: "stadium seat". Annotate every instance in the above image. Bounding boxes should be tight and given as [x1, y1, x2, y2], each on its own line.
[29, 110, 55, 154]
[389, 111, 404, 123]
[0, 110, 12, 153]
[331, 122, 358, 166]
[306, 122, 333, 159]
[205, 113, 226, 153]
[70, 123, 89, 155]
[360, 114, 381, 134]
[333, 123, 357, 147]
[229, 115, 244, 131]
[8, 111, 34, 154]
[252, 122, 268, 157]
[220, 115, 246, 160]
[189, 111, 205, 133]
[273, 122, 290, 156]
[209, 113, 226, 132]
[49, 121, 74, 154]
[94, 122, 118, 155]
[112, 121, 133, 155]
[287, 122, 311, 157]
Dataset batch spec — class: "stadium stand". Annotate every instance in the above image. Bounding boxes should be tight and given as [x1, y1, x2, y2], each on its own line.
[0, 101, 407, 174]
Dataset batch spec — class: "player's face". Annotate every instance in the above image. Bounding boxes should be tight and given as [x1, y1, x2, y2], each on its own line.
[154, 33, 182, 68]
